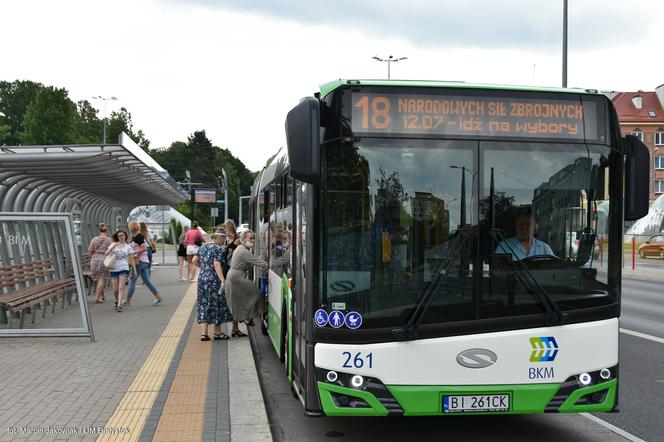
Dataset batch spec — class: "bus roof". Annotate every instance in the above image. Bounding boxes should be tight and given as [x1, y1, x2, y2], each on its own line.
[319, 79, 597, 99]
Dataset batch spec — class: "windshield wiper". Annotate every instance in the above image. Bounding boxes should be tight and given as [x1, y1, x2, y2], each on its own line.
[392, 168, 565, 342]
[392, 227, 473, 341]
[490, 229, 566, 326]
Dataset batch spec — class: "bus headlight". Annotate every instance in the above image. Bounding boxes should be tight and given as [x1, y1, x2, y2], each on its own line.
[578, 372, 592, 386]
[599, 368, 611, 380]
[326, 371, 338, 383]
[351, 375, 364, 388]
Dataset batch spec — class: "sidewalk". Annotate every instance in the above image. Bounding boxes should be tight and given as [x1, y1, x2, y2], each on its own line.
[0, 267, 271, 442]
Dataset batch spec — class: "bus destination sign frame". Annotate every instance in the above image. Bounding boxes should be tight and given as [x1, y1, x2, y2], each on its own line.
[350, 91, 600, 142]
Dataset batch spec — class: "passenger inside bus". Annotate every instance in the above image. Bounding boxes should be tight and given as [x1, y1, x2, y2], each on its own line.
[495, 207, 555, 260]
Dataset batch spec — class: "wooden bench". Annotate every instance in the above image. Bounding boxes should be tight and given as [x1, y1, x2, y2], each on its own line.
[0, 259, 76, 328]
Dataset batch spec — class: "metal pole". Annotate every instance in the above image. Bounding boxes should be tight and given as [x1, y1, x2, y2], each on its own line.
[562, 0, 568, 88]
[102, 100, 107, 144]
[190, 186, 195, 222]
[222, 169, 229, 222]
[161, 206, 166, 265]
[388, 61, 391, 80]
[239, 195, 243, 225]
[632, 236, 635, 271]
[460, 167, 466, 228]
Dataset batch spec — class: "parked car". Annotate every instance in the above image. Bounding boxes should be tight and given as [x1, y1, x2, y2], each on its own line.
[638, 234, 664, 259]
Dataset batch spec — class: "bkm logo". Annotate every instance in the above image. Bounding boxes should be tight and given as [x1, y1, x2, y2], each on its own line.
[529, 336, 558, 362]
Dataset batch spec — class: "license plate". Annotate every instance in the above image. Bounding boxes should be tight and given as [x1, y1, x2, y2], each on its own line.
[443, 394, 510, 413]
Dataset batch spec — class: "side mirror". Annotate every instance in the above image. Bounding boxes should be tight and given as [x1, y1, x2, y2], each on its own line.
[623, 134, 650, 221]
[285, 97, 320, 184]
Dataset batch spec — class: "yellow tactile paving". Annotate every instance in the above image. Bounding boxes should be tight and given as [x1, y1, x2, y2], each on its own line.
[153, 324, 212, 442]
[152, 320, 213, 441]
[97, 285, 198, 442]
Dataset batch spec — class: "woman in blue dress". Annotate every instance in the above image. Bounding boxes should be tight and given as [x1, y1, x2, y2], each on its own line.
[193, 230, 234, 341]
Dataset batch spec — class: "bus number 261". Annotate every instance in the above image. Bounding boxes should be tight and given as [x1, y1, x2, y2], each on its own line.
[342, 352, 373, 369]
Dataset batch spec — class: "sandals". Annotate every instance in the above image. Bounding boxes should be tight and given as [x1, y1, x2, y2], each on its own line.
[115, 305, 123, 312]
[244, 319, 255, 327]
[231, 330, 247, 338]
[214, 333, 229, 340]
[201, 334, 211, 341]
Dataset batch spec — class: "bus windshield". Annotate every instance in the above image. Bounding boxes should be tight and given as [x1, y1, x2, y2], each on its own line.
[322, 137, 616, 332]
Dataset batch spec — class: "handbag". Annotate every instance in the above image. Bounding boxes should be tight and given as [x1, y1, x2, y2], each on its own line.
[194, 236, 203, 247]
[103, 245, 117, 269]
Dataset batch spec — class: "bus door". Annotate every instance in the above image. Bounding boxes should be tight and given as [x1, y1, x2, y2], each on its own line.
[291, 179, 307, 396]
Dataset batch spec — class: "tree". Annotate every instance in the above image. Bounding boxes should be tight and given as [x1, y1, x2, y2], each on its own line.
[213, 146, 257, 222]
[106, 107, 150, 150]
[0, 80, 44, 145]
[75, 100, 102, 143]
[21, 86, 77, 145]
[0, 123, 10, 140]
[151, 130, 256, 226]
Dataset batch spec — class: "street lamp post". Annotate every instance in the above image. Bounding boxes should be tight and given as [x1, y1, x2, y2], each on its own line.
[92, 96, 118, 144]
[238, 195, 251, 225]
[217, 169, 229, 223]
[177, 170, 202, 223]
[372, 55, 408, 79]
[562, 0, 568, 88]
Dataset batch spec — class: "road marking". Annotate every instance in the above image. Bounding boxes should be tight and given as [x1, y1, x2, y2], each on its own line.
[580, 413, 646, 442]
[620, 328, 664, 344]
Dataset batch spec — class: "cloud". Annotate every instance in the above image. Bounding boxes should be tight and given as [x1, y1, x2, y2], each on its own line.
[160, 0, 654, 51]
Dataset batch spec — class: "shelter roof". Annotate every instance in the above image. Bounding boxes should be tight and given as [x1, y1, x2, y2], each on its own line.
[0, 137, 186, 206]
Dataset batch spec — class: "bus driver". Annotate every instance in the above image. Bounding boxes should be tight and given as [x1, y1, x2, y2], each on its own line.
[495, 208, 554, 261]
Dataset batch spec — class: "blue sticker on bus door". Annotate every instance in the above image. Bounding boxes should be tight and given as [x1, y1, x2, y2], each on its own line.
[345, 311, 362, 329]
[329, 310, 345, 328]
[314, 309, 329, 327]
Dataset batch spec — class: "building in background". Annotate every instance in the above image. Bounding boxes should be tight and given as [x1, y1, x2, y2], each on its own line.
[610, 85, 664, 204]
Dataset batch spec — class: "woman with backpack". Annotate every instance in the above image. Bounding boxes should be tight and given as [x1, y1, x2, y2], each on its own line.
[184, 221, 206, 281]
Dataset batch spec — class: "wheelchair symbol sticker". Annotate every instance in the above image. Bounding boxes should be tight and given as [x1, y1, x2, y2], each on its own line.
[314, 309, 328, 327]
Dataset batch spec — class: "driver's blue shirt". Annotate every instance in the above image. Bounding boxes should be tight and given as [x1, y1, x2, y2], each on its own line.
[495, 237, 554, 261]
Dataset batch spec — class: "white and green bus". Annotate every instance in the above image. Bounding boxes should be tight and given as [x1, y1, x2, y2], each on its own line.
[249, 80, 649, 416]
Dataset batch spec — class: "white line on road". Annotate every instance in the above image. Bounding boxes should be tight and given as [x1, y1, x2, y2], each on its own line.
[580, 413, 646, 442]
[620, 328, 664, 344]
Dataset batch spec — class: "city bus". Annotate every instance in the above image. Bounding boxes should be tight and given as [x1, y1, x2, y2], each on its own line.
[249, 79, 649, 416]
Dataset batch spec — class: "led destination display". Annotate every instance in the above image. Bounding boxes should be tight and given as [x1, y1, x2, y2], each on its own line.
[351, 92, 599, 140]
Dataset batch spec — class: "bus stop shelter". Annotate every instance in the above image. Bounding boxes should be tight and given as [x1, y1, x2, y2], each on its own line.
[0, 133, 186, 338]
[0, 133, 186, 249]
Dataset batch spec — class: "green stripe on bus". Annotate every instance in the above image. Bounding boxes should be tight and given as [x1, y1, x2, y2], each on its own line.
[387, 384, 560, 415]
[317, 382, 389, 416]
[267, 302, 281, 355]
[558, 379, 617, 413]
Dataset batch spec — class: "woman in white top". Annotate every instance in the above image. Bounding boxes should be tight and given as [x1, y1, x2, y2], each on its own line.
[106, 229, 136, 312]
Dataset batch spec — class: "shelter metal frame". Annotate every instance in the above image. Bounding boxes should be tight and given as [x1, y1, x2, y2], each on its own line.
[0, 213, 94, 340]
[0, 137, 187, 251]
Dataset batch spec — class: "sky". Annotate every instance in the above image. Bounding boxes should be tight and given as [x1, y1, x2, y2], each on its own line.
[3, 0, 663, 172]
